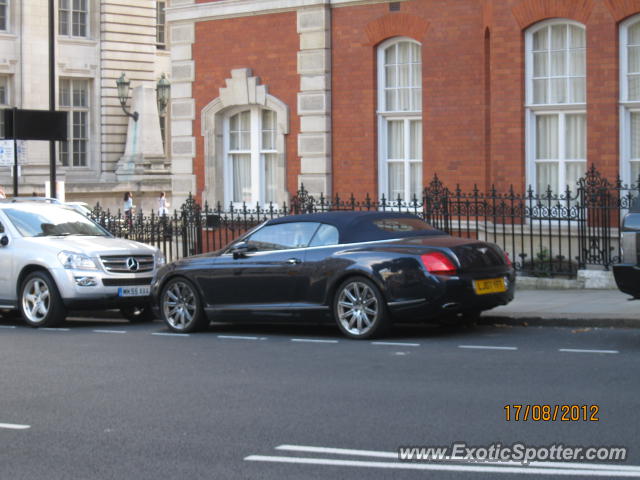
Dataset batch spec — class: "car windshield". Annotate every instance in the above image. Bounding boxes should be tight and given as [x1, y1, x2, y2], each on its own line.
[68, 203, 93, 217]
[3, 204, 109, 237]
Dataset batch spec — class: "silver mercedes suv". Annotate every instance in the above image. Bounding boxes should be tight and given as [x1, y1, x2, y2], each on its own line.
[0, 200, 164, 327]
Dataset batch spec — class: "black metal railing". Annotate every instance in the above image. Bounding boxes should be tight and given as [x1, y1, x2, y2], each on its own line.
[91, 165, 640, 278]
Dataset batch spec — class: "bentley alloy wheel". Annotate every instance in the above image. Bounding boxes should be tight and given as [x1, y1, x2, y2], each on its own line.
[334, 277, 389, 339]
[161, 278, 207, 332]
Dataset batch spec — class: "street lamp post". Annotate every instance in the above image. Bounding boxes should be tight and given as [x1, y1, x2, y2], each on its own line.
[116, 73, 139, 122]
[49, 0, 56, 198]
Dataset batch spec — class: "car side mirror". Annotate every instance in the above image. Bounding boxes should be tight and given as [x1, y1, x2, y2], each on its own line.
[0, 235, 8, 247]
[231, 241, 255, 259]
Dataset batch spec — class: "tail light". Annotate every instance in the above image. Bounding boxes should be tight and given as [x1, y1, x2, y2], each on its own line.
[421, 252, 457, 275]
[504, 252, 512, 266]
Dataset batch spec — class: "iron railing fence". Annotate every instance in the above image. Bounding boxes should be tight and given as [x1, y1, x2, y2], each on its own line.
[92, 165, 640, 278]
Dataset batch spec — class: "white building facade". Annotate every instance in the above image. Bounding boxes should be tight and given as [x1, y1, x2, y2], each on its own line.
[0, 0, 174, 212]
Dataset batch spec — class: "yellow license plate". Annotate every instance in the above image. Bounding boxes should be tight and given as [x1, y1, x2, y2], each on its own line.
[474, 277, 507, 295]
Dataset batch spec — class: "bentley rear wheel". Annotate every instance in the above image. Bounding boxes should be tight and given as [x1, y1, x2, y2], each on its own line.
[160, 278, 207, 333]
[333, 277, 389, 339]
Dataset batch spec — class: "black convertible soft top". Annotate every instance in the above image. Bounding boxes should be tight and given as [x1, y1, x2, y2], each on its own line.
[265, 211, 445, 244]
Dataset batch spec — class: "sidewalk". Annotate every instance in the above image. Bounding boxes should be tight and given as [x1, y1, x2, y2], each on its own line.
[483, 288, 640, 328]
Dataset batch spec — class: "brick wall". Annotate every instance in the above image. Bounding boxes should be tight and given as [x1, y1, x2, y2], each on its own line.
[491, 0, 621, 192]
[188, 0, 640, 201]
[192, 12, 300, 199]
[332, 0, 488, 196]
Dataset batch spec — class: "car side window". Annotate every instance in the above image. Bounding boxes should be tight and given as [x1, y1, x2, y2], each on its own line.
[309, 223, 339, 247]
[0, 221, 4, 234]
[246, 222, 320, 251]
[372, 217, 435, 232]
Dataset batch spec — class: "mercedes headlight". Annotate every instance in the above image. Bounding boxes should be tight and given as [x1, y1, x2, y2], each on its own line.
[156, 251, 166, 267]
[58, 251, 98, 270]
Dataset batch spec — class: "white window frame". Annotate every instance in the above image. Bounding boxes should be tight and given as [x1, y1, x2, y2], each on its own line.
[58, 78, 90, 168]
[59, 0, 88, 38]
[525, 109, 586, 195]
[0, 75, 8, 105]
[379, 116, 422, 201]
[377, 37, 423, 202]
[525, 19, 586, 194]
[223, 105, 278, 208]
[0, 75, 9, 139]
[156, 0, 166, 49]
[620, 15, 640, 188]
[0, 0, 9, 32]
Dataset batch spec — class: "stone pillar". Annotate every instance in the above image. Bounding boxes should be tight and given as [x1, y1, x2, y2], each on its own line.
[168, 20, 197, 207]
[116, 85, 167, 177]
[297, 6, 332, 197]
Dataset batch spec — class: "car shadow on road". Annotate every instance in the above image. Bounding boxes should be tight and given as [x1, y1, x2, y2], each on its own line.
[193, 319, 488, 341]
[0, 310, 159, 329]
[1, 311, 497, 339]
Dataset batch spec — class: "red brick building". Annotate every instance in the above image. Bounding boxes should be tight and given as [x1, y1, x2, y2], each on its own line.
[166, 0, 640, 207]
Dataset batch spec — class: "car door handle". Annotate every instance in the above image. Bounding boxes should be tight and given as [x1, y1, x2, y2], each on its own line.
[287, 258, 302, 265]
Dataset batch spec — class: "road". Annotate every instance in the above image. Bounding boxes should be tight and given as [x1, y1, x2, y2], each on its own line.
[0, 314, 638, 479]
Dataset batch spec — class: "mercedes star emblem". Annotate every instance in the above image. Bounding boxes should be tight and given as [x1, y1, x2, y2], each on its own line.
[126, 257, 139, 271]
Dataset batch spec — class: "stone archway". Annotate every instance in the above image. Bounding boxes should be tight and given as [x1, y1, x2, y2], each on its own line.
[201, 68, 289, 207]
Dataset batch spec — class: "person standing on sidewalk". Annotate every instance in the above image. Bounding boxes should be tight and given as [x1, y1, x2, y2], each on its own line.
[123, 191, 134, 228]
[158, 192, 170, 217]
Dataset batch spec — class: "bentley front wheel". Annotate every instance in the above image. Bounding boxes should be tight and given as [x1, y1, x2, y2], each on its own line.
[160, 278, 207, 333]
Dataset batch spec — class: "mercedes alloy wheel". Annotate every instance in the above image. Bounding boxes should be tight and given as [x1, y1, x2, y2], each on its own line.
[20, 271, 66, 328]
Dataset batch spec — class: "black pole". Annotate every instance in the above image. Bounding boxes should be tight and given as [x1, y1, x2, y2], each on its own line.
[49, 0, 56, 199]
[12, 107, 18, 197]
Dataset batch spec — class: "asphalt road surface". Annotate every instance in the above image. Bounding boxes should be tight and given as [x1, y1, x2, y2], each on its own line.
[1, 314, 639, 479]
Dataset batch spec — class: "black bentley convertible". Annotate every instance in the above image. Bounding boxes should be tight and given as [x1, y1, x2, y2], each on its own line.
[151, 211, 515, 338]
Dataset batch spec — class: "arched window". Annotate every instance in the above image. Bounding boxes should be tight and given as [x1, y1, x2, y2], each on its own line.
[525, 20, 586, 194]
[201, 69, 288, 208]
[377, 38, 422, 201]
[225, 107, 278, 205]
[620, 16, 640, 186]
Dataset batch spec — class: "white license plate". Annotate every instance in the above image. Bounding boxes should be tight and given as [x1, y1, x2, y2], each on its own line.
[118, 286, 151, 297]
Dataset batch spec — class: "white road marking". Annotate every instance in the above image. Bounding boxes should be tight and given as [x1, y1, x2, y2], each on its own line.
[559, 348, 619, 354]
[93, 329, 127, 334]
[458, 345, 518, 351]
[274, 445, 640, 472]
[291, 338, 339, 344]
[0, 325, 16, 329]
[372, 341, 420, 347]
[244, 455, 640, 476]
[152, 332, 189, 337]
[218, 335, 265, 341]
[41, 328, 70, 332]
[0, 423, 30, 430]
[277, 445, 396, 459]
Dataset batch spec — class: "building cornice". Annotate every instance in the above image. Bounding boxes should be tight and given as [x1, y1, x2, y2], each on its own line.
[167, 0, 405, 23]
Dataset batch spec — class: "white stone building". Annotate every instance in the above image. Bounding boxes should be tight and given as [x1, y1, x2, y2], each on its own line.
[0, 0, 174, 212]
